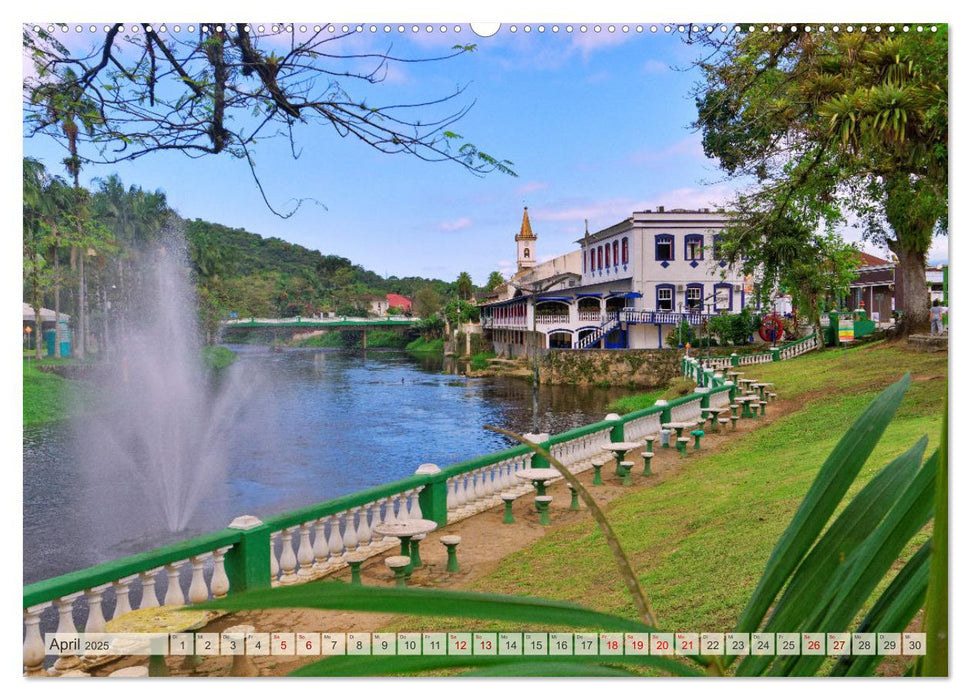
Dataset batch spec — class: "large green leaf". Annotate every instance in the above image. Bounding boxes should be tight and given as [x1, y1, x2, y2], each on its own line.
[290, 654, 701, 677]
[191, 580, 659, 633]
[737, 436, 926, 676]
[733, 374, 911, 642]
[830, 538, 931, 676]
[921, 404, 947, 676]
[781, 448, 936, 676]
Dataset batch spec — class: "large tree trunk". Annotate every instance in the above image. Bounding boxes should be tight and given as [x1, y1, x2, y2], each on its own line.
[53, 233, 61, 358]
[77, 250, 86, 359]
[895, 246, 930, 335]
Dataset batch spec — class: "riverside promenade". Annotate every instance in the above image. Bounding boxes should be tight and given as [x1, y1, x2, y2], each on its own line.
[81, 383, 792, 678]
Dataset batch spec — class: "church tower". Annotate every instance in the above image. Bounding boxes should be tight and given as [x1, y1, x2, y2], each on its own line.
[515, 206, 537, 271]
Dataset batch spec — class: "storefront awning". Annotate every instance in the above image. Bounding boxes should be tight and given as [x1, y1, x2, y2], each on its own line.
[607, 291, 642, 298]
[536, 296, 573, 302]
[574, 292, 603, 298]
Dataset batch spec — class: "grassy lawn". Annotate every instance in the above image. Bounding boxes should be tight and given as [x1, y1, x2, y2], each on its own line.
[405, 337, 444, 353]
[387, 341, 946, 662]
[22, 363, 100, 425]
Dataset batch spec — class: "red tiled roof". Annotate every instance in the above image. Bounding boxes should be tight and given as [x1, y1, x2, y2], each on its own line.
[855, 251, 893, 267]
[386, 293, 412, 311]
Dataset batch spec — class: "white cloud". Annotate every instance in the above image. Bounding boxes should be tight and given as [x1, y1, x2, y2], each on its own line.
[438, 217, 473, 232]
[643, 59, 669, 74]
[516, 181, 548, 196]
[629, 135, 707, 165]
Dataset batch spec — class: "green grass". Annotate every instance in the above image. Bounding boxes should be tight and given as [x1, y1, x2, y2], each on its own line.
[292, 332, 345, 348]
[388, 343, 946, 650]
[405, 337, 444, 353]
[607, 389, 665, 415]
[22, 363, 100, 425]
[469, 351, 497, 371]
[365, 330, 410, 349]
[202, 345, 237, 371]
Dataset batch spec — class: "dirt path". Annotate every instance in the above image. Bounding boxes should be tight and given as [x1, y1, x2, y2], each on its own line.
[98, 393, 799, 677]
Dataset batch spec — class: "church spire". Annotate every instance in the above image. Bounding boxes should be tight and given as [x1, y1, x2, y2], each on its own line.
[516, 206, 536, 241]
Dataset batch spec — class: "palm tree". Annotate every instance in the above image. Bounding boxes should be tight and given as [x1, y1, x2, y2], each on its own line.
[456, 271, 474, 301]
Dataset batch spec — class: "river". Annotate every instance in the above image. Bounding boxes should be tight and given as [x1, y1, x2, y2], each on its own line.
[23, 346, 631, 584]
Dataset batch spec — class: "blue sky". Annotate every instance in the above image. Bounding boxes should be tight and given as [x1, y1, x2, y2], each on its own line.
[21, 16, 948, 286]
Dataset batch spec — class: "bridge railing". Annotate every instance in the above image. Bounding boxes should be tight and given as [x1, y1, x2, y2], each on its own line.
[23, 377, 744, 674]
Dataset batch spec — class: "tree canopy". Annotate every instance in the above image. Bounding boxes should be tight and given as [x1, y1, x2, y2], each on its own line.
[690, 25, 947, 332]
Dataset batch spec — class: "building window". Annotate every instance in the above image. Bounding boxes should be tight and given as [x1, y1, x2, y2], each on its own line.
[686, 284, 703, 312]
[523, 248, 530, 259]
[583, 249, 586, 273]
[685, 234, 704, 261]
[598, 246, 603, 269]
[622, 237, 629, 264]
[590, 249, 596, 272]
[655, 234, 674, 261]
[612, 240, 619, 266]
[714, 283, 732, 311]
[605, 243, 611, 268]
[712, 234, 724, 260]
[656, 285, 674, 312]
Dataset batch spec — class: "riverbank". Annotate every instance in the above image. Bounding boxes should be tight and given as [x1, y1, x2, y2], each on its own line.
[86, 340, 945, 677]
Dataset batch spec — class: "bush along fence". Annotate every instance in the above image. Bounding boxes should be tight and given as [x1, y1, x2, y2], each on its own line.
[23, 376, 736, 674]
[681, 333, 819, 378]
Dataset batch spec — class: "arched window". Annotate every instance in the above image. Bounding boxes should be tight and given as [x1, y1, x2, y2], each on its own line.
[612, 240, 619, 266]
[590, 249, 596, 272]
[604, 243, 611, 267]
[597, 246, 603, 269]
[523, 248, 530, 259]
[622, 237, 629, 264]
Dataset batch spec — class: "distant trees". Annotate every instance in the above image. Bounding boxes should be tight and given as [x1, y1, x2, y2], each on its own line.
[455, 271, 474, 300]
[413, 287, 443, 319]
[485, 271, 505, 292]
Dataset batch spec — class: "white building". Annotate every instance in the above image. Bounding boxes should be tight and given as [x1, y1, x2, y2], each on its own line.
[481, 207, 752, 354]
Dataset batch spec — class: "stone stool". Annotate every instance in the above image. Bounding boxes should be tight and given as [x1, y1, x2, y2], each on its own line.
[567, 483, 580, 510]
[440, 535, 461, 573]
[730, 414, 739, 430]
[640, 451, 654, 476]
[385, 556, 411, 587]
[644, 434, 657, 453]
[224, 625, 259, 677]
[718, 417, 730, 433]
[619, 460, 635, 486]
[769, 392, 777, 402]
[690, 429, 705, 450]
[730, 404, 740, 419]
[501, 493, 517, 524]
[660, 428, 672, 448]
[109, 666, 149, 677]
[758, 400, 768, 416]
[344, 551, 368, 585]
[676, 437, 691, 457]
[591, 457, 605, 486]
[409, 534, 426, 571]
[535, 495, 553, 525]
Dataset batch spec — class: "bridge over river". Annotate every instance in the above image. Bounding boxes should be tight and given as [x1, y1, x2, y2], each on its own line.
[220, 316, 419, 345]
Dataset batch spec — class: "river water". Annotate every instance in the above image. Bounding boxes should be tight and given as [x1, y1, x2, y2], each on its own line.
[23, 346, 630, 584]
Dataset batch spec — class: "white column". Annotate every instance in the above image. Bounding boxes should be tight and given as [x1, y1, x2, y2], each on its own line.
[446, 477, 457, 511]
[52, 593, 82, 671]
[138, 568, 161, 609]
[279, 529, 298, 584]
[188, 556, 209, 604]
[23, 603, 50, 675]
[312, 519, 329, 569]
[296, 522, 315, 578]
[84, 584, 110, 634]
[113, 575, 138, 618]
[211, 547, 231, 599]
[358, 503, 374, 551]
[327, 515, 344, 562]
[342, 510, 360, 552]
[269, 532, 280, 582]
[164, 561, 187, 606]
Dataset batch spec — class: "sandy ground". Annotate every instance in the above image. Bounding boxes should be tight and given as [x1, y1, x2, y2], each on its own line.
[92, 394, 795, 677]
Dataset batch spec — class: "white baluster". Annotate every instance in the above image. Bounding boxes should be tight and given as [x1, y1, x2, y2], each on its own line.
[164, 561, 187, 606]
[211, 547, 231, 599]
[358, 503, 374, 551]
[188, 556, 209, 604]
[456, 475, 470, 514]
[138, 568, 161, 609]
[269, 532, 280, 581]
[475, 468, 487, 504]
[296, 522, 315, 578]
[279, 529, 299, 584]
[446, 477, 457, 511]
[23, 603, 50, 675]
[112, 575, 138, 619]
[385, 496, 401, 527]
[313, 519, 329, 569]
[342, 510, 359, 552]
[412, 488, 425, 519]
[327, 515, 344, 562]
[52, 593, 82, 672]
[405, 491, 419, 520]
[84, 584, 110, 634]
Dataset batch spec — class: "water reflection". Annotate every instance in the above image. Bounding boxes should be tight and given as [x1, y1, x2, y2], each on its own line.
[23, 347, 630, 582]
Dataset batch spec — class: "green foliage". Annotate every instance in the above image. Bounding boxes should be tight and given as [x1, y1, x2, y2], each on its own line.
[443, 298, 480, 326]
[665, 320, 695, 348]
[708, 308, 759, 346]
[292, 332, 344, 348]
[364, 330, 410, 349]
[606, 388, 665, 415]
[405, 336, 444, 353]
[22, 362, 99, 425]
[455, 271, 474, 300]
[661, 377, 699, 399]
[201, 345, 236, 371]
[413, 287, 443, 319]
[469, 351, 496, 371]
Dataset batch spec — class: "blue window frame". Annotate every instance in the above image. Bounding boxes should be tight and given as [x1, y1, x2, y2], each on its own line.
[713, 282, 733, 311]
[712, 234, 724, 259]
[685, 283, 704, 312]
[656, 283, 675, 312]
[655, 234, 674, 261]
[685, 234, 704, 261]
